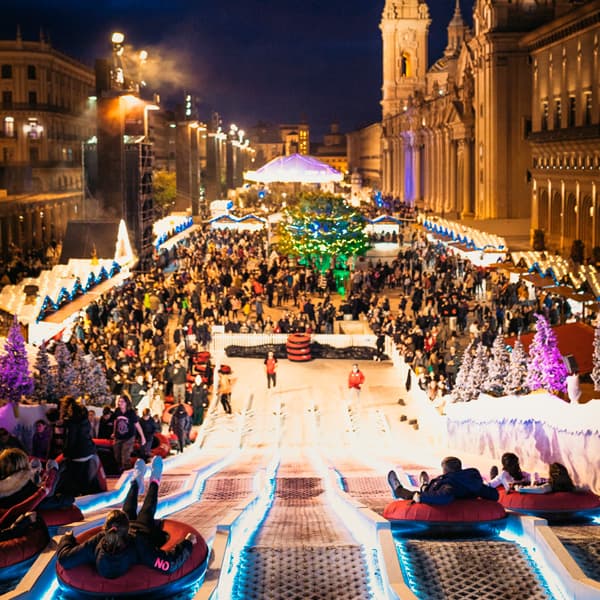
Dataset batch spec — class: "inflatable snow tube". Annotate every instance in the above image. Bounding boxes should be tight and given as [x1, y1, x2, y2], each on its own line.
[56, 519, 209, 598]
[162, 403, 193, 424]
[218, 364, 231, 374]
[286, 333, 312, 361]
[39, 504, 84, 528]
[0, 520, 50, 583]
[384, 498, 507, 536]
[498, 488, 600, 522]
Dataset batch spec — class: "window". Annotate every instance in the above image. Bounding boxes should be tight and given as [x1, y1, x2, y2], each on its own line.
[28, 91, 37, 105]
[3, 116, 14, 137]
[27, 118, 42, 139]
[554, 99, 561, 129]
[568, 96, 576, 127]
[541, 101, 548, 130]
[27, 65, 36, 80]
[584, 93, 592, 126]
[1, 64, 11, 78]
[2, 91, 12, 108]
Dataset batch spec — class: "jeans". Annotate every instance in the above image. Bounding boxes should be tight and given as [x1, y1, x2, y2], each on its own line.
[113, 436, 135, 471]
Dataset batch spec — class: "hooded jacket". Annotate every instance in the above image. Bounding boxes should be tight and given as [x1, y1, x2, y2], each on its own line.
[419, 468, 499, 506]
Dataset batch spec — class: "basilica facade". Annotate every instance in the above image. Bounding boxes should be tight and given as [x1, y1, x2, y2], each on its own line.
[380, 0, 600, 254]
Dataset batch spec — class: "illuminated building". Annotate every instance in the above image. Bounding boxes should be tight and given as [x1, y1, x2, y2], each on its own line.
[524, 0, 600, 255]
[378, 0, 597, 252]
[346, 122, 382, 189]
[313, 122, 348, 175]
[279, 122, 310, 156]
[0, 30, 94, 256]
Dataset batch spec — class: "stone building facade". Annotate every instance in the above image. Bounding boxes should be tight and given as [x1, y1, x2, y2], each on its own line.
[524, 0, 600, 255]
[0, 32, 95, 256]
[380, 0, 582, 229]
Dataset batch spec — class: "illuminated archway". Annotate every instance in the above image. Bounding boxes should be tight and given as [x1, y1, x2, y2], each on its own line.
[580, 195, 593, 252]
[564, 193, 576, 241]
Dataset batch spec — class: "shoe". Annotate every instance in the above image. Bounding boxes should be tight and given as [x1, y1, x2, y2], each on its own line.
[133, 459, 147, 495]
[419, 471, 430, 488]
[413, 492, 421, 503]
[387, 470, 402, 498]
[149, 455, 163, 484]
[46, 459, 59, 472]
[490, 465, 499, 480]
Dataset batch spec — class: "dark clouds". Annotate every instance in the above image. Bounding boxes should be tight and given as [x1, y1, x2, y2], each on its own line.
[1, 0, 473, 138]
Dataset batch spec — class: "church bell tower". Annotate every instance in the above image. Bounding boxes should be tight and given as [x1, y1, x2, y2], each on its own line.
[380, 0, 431, 119]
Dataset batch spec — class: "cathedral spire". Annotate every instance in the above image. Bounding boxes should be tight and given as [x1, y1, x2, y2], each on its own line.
[445, 0, 468, 56]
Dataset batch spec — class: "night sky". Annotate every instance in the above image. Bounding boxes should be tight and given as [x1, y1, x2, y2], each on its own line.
[1, 0, 474, 138]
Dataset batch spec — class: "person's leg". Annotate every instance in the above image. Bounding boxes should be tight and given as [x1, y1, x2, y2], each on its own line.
[113, 439, 123, 471]
[136, 480, 158, 528]
[123, 479, 140, 520]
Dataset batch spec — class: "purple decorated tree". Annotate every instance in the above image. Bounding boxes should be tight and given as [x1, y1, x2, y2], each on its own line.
[0, 316, 34, 406]
[487, 334, 510, 395]
[505, 339, 529, 396]
[54, 342, 79, 399]
[592, 318, 600, 391]
[33, 341, 57, 403]
[526, 314, 567, 394]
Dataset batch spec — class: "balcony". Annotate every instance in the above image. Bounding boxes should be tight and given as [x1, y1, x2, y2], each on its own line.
[528, 124, 600, 143]
[0, 102, 77, 115]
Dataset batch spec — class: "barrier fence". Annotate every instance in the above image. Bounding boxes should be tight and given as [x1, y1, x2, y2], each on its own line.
[210, 333, 377, 357]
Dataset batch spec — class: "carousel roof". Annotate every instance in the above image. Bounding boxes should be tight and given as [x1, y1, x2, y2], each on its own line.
[244, 153, 343, 184]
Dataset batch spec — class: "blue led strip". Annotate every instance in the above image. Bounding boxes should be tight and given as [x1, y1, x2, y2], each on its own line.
[215, 455, 280, 599]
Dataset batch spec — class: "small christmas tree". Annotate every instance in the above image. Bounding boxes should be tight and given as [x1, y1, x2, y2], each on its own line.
[505, 339, 529, 396]
[54, 342, 78, 399]
[72, 345, 88, 398]
[0, 316, 34, 404]
[592, 318, 600, 391]
[486, 334, 510, 395]
[33, 341, 57, 403]
[466, 342, 489, 401]
[87, 357, 112, 406]
[450, 342, 474, 402]
[526, 314, 568, 394]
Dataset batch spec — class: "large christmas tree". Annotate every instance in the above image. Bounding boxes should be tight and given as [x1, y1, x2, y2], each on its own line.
[526, 314, 568, 394]
[33, 341, 57, 403]
[276, 192, 370, 274]
[505, 339, 529, 396]
[592, 318, 600, 391]
[0, 316, 34, 403]
[486, 334, 510, 394]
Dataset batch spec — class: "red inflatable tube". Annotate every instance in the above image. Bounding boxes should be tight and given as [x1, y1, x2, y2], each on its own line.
[498, 488, 600, 520]
[56, 520, 209, 598]
[384, 498, 507, 536]
[0, 521, 50, 580]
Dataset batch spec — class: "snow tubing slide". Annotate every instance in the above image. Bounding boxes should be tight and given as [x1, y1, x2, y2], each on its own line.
[498, 488, 600, 521]
[383, 498, 507, 536]
[56, 519, 209, 598]
[0, 520, 50, 583]
[286, 333, 312, 362]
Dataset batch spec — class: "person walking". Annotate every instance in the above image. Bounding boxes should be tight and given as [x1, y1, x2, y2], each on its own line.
[348, 363, 365, 401]
[218, 367, 233, 414]
[171, 359, 188, 404]
[113, 395, 146, 473]
[264, 351, 278, 389]
[189, 375, 209, 425]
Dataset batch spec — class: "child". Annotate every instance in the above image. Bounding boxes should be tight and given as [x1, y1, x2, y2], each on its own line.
[57, 457, 197, 578]
[139, 408, 159, 461]
[489, 452, 531, 491]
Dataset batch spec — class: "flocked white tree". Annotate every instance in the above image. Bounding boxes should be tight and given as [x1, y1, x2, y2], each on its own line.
[505, 339, 529, 396]
[450, 342, 474, 402]
[487, 334, 510, 395]
[467, 342, 489, 401]
[592, 318, 600, 391]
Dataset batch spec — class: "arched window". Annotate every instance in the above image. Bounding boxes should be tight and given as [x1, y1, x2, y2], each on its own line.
[399, 53, 411, 77]
[3, 116, 14, 137]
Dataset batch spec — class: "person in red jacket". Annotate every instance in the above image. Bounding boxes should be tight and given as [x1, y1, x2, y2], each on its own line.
[348, 364, 365, 400]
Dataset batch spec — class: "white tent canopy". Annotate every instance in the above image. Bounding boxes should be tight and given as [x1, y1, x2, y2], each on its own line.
[244, 153, 343, 184]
